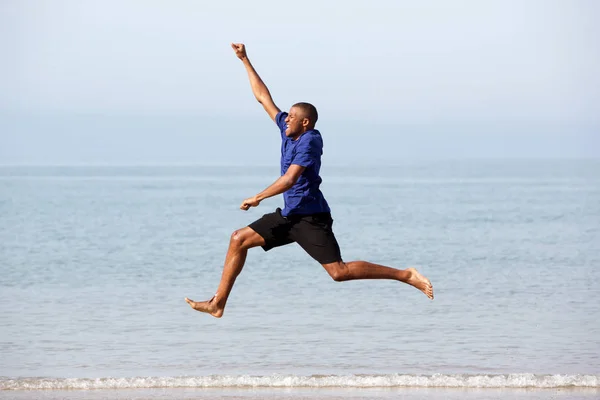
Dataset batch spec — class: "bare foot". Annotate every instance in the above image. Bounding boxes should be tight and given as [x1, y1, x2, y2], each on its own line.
[184, 296, 224, 318]
[406, 268, 434, 299]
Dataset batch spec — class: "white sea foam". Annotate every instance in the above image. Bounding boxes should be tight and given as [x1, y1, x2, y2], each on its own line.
[1, 374, 599, 390]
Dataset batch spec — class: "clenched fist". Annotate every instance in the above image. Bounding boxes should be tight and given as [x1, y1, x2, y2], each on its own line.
[240, 196, 260, 211]
[231, 43, 247, 60]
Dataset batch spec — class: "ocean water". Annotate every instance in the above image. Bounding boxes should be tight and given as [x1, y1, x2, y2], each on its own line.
[0, 160, 599, 399]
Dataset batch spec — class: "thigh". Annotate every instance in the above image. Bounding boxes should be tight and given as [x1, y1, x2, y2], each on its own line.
[248, 208, 295, 251]
[292, 213, 342, 264]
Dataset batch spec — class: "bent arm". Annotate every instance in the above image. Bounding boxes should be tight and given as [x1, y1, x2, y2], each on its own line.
[240, 164, 305, 210]
[256, 164, 305, 201]
[232, 43, 280, 122]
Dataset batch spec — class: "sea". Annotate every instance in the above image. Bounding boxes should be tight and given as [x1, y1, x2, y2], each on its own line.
[0, 160, 599, 400]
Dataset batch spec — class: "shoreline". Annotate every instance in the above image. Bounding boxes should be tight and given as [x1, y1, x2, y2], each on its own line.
[2, 387, 600, 400]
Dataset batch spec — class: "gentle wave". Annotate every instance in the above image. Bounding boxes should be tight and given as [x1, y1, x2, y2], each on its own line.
[1, 374, 599, 390]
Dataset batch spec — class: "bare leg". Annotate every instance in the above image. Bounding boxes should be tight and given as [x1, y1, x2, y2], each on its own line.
[185, 227, 265, 317]
[321, 260, 434, 299]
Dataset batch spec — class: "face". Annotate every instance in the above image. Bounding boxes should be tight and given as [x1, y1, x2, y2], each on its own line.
[284, 107, 308, 138]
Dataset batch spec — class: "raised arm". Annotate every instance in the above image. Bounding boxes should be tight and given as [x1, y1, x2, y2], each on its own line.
[231, 43, 280, 122]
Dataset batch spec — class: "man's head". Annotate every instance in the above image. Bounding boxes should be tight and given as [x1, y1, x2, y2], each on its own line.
[284, 102, 318, 138]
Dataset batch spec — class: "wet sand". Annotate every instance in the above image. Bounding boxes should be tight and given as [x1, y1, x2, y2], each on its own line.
[1, 387, 599, 400]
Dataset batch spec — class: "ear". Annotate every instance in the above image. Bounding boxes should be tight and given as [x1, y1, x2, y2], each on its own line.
[302, 117, 310, 127]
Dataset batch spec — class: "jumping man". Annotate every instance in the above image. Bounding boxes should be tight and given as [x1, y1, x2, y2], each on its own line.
[185, 43, 433, 318]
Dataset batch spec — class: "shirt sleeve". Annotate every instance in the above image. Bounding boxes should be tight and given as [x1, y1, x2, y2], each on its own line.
[291, 134, 322, 168]
[275, 112, 288, 139]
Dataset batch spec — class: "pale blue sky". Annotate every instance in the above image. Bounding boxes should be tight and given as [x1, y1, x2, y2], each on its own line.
[1, 0, 599, 164]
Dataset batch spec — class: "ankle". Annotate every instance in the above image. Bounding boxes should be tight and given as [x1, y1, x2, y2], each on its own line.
[212, 293, 225, 309]
[398, 269, 411, 282]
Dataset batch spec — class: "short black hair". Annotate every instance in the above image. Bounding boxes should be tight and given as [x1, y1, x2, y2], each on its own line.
[292, 102, 318, 125]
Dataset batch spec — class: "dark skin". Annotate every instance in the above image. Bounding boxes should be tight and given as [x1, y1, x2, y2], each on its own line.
[185, 44, 433, 318]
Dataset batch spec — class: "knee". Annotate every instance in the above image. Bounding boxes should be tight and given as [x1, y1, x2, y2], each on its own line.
[327, 262, 349, 282]
[230, 229, 250, 250]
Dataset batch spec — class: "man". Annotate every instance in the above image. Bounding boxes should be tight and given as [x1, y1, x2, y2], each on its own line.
[185, 43, 433, 318]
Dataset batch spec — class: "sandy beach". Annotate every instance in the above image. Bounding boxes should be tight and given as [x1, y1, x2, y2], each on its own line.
[2, 387, 600, 400]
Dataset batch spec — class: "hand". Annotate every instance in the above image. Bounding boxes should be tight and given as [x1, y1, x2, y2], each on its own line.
[231, 43, 247, 60]
[240, 196, 260, 211]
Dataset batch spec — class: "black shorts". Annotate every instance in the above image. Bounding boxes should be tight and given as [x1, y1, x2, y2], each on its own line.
[248, 208, 342, 264]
